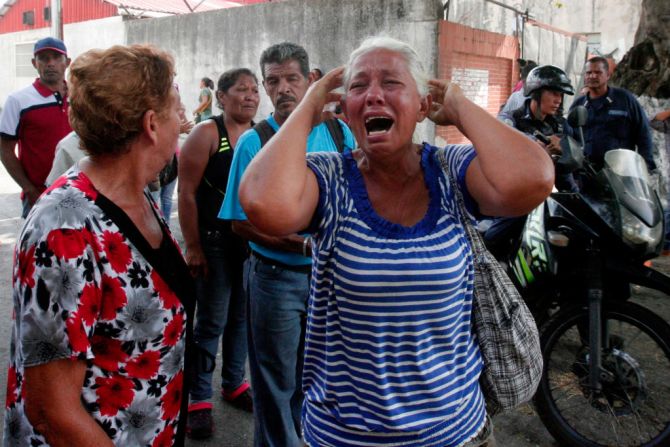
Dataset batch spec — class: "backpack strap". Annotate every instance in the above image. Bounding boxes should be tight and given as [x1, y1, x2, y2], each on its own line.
[212, 114, 231, 152]
[254, 118, 345, 152]
[253, 119, 276, 148]
[324, 118, 345, 153]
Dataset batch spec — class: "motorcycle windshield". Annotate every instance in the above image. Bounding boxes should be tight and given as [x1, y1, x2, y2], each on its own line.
[604, 149, 660, 226]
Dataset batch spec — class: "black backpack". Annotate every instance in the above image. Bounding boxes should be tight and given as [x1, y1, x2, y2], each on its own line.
[253, 118, 346, 152]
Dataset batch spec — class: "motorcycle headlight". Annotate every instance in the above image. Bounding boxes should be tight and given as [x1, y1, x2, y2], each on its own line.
[620, 206, 663, 249]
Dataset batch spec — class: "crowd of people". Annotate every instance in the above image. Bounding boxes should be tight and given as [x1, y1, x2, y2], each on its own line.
[0, 33, 667, 447]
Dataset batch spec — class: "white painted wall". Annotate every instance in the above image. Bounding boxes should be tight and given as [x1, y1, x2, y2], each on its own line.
[446, 0, 642, 61]
[0, 16, 125, 108]
[124, 0, 443, 142]
[0, 0, 643, 140]
[63, 16, 126, 61]
[0, 0, 443, 142]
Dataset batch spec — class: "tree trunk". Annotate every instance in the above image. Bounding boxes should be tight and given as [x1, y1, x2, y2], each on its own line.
[610, 0, 670, 98]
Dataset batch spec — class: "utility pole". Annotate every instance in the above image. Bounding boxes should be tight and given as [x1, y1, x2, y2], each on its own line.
[50, 0, 63, 39]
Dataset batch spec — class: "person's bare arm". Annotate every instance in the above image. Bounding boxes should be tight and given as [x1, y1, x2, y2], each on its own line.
[654, 109, 670, 122]
[428, 80, 554, 217]
[178, 123, 216, 278]
[238, 70, 338, 236]
[24, 359, 114, 447]
[650, 109, 670, 133]
[231, 220, 310, 256]
[193, 92, 212, 115]
[0, 138, 42, 203]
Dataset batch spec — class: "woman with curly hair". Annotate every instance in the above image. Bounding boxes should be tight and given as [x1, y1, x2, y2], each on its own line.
[3, 44, 193, 446]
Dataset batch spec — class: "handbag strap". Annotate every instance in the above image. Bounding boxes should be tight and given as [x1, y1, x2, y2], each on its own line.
[436, 148, 487, 257]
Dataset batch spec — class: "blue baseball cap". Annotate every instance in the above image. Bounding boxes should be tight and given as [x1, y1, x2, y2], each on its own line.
[34, 37, 67, 56]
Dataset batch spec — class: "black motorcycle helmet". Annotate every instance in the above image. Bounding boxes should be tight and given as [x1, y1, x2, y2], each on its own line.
[523, 65, 575, 97]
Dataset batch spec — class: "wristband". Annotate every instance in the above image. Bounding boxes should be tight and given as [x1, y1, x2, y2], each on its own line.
[302, 237, 311, 257]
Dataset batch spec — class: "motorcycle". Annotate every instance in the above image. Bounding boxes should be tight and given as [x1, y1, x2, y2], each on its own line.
[483, 106, 670, 446]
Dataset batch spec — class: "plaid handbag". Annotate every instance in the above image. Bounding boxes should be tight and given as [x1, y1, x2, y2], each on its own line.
[438, 148, 543, 415]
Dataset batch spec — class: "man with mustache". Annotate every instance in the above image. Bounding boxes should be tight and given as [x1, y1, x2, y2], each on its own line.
[219, 42, 353, 447]
[0, 37, 72, 217]
[570, 56, 655, 171]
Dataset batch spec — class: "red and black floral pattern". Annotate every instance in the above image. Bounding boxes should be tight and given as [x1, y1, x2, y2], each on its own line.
[3, 168, 187, 446]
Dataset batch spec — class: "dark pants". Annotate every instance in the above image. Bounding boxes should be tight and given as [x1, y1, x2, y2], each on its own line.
[190, 234, 248, 401]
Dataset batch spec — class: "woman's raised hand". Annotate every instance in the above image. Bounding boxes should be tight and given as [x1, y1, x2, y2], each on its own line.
[427, 79, 465, 128]
[304, 66, 345, 127]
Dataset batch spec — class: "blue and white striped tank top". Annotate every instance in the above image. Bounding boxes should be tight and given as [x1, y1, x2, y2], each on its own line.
[303, 143, 486, 446]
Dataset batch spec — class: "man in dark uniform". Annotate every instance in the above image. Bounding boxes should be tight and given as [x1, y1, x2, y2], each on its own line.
[570, 56, 656, 171]
[511, 65, 575, 159]
[485, 65, 575, 254]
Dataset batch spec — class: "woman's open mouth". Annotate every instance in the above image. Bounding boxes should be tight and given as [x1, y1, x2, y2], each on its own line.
[365, 116, 394, 136]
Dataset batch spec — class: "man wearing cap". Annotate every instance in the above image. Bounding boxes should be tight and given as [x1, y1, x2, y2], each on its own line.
[0, 37, 72, 217]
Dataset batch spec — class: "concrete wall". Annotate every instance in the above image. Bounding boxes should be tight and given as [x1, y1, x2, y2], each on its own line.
[2, 0, 638, 140]
[445, 0, 641, 61]
[532, 0, 642, 61]
[0, 16, 125, 107]
[640, 95, 670, 202]
[62, 16, 126, 62]
[522, 23, 588, 108]
[445, 0, 589, 108]
[125, 0, 443, 142]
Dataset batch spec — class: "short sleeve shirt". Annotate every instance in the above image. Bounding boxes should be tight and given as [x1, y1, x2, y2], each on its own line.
[218, 114, 355, 266]
[301, 143, 486, 447]
[3, 167, 189, 446]
[0, 79, 72, 189]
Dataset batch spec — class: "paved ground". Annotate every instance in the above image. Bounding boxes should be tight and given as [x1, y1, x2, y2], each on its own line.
[0, 162, 668, 446]
[0, 166, 254, 447]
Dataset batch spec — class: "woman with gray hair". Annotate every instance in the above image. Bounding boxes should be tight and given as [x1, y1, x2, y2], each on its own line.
[238, 36, 553, 446]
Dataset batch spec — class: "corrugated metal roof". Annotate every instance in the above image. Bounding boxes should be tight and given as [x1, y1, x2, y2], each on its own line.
[0, 0, 118, 34]
[0, 0, 19, 17]
[0, 0, 274, 33]
[104, 0, 243, 15]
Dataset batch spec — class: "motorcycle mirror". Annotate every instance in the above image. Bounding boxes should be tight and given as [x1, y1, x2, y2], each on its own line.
[568, 105, 588, 128]
[557, 135, 584, 172]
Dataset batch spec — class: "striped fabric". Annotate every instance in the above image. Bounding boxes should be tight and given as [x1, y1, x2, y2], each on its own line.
[302, 144, 486, 446]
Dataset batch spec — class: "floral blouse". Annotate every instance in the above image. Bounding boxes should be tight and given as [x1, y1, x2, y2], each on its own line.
[3, 167, 192, 447]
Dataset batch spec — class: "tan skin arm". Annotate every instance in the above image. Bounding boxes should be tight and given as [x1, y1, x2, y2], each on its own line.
[654, 109, 670, 122]
[239, 69, 553, 236]
[0, 138, 43, 204]
[237, 70, 338, 236]
[428, 79, 554, 217]
[231, 220, 311, 256]
[193, 90, 212, 116]
[24, 359, 114, 447]
[178, 121, 218, 278]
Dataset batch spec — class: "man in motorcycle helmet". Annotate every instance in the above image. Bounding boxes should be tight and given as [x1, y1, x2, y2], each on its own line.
[485, 66, 576, 254]
[510, 65, 575, 158]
